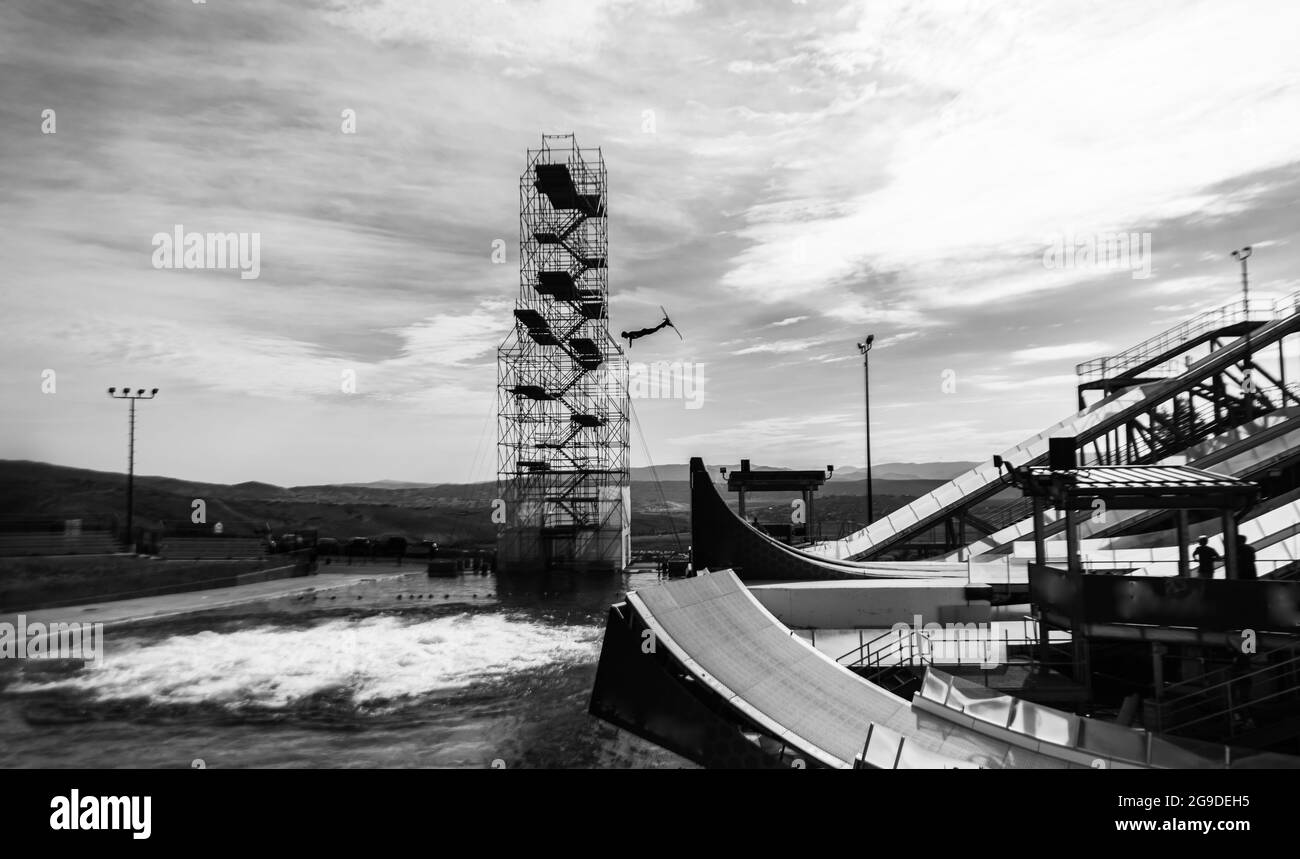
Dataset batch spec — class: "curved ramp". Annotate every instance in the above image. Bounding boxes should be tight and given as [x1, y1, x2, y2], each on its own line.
[625, 570, 1067, 768]
[592, 571, 1293, 768]
[688, 457, 965, 581]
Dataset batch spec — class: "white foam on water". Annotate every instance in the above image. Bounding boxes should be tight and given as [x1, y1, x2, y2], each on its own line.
[11, 613, 596, 708]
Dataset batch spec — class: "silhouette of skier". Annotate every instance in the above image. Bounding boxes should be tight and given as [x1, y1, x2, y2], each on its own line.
[620, 308, 681, 347]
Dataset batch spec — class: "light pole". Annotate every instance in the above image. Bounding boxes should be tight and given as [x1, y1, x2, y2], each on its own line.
[1231, 246, 1253, 417]
[107, 386, 158, 552]
[857, 334, 875, 525]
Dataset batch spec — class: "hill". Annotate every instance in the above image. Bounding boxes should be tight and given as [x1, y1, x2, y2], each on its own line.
[0, 460, 966, 547]
[628, 460, 978, 483]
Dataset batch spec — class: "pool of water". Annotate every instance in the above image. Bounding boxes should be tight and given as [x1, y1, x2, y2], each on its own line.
[0, 568, 687, 768]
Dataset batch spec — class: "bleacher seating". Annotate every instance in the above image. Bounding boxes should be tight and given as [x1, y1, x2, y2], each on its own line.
[0, 531, 121, 557]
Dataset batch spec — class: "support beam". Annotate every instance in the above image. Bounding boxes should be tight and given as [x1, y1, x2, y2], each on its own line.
[1222, 512, 1239, 580]
[1065, 508, 1092, 703]
[1177, 509, 1191, 577]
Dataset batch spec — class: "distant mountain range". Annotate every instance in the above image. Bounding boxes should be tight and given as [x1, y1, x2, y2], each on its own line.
[0, 459, 973, 545]
[627, 461, 979, 483]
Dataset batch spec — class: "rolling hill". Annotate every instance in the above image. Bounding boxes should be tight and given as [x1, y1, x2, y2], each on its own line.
[0, 459, 975, 547]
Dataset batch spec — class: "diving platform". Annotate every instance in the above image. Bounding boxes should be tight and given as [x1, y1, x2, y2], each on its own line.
[533, 163, 604, 216]
[568, 338, 603, 369]
[578, 299, 607, 320]
[508, 385, 557, 401]
[514, 308, 560, 346]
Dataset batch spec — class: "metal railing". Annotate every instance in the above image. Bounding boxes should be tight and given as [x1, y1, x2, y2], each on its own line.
[1077, 296, 1278, 382]
[836, 625, 1044, 673]
[1077, 557, 1294, 577]
[1155, 647, 1300, 737]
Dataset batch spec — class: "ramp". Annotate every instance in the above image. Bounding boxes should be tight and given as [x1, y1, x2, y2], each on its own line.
[688, 457, 967, 580]
[590, 571, 1285, 768]
[618, 570, 1067, 768]
[946, 408, 1300, 561]
[812, 293, 1300, 561]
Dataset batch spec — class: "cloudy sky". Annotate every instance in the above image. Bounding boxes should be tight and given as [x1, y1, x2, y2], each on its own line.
[2, 0, 1299, 486]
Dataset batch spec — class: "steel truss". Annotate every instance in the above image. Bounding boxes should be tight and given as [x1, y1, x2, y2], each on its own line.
[877, 293, 1300, 560]
[496, 135, 630, 572]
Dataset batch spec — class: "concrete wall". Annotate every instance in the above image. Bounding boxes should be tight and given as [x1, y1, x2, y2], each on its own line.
[748, 579, 990, 629]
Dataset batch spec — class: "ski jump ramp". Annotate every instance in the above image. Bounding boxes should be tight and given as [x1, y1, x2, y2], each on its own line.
[589, 570, 1288, 768]
[809, 297, 1300, 562]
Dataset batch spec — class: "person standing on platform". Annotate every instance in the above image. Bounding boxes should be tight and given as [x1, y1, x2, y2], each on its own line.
[1235, 534, 1257, 580]
[1193, 536, 1219, 578]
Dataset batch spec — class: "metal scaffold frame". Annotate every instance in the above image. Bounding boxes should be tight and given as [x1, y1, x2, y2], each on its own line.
[496, 134, 630, 572]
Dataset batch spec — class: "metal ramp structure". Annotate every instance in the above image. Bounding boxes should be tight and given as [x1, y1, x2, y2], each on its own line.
[497, 135, 629, 572]
[807, 290, 1300, 562]
[588, 571, 1295, 768]
[687, 457, 968, 580]
[945, 407, 1300, 562]
[1076, 297, 1276, 408]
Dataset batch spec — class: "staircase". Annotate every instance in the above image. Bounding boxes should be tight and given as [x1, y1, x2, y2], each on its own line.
[1077, 296, 1275, 386]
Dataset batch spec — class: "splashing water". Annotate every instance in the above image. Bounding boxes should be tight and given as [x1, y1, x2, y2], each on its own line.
[11, 613, 597, 710]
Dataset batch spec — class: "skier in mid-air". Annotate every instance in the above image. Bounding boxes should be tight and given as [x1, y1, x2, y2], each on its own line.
[620, 307, 682, 347]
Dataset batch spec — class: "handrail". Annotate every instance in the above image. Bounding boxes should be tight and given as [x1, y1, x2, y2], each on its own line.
[1161, 649, 1300, 714]
[835, 626, 907, 666]
[841, 627, 1068, 672]
[1161, 655, 1300, 734]
[1160, 638, 1300, 700]
[1077, 296, 1279, 381]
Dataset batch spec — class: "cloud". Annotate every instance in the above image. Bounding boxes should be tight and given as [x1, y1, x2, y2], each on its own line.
[3, 0, 1299, 482]
[732, 337, 829, 355]
[1010, 342, 1112, 364]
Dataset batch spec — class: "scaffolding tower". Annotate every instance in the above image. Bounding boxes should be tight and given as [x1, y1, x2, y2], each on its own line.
[497, 135, 630, 572]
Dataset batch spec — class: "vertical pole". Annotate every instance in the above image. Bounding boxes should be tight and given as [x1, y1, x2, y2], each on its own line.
[1280, 338, 1287, 399]
[126, 397, 136, 553]
[1177, 509, 1190, 577]
[1222, 511, 1239, 580]
[864, 352, 873, 525]
[738, 488, 745, 520]
[1032, 498, 1046, 566]
[1240, 252, 1253, 419]
[1033, 497, 1050, 673]
[1065, 503, 1092, 702]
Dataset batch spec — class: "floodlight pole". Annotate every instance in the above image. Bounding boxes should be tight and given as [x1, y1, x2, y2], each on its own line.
[857, 334, 876, 525]
[107, 387, 158, 552]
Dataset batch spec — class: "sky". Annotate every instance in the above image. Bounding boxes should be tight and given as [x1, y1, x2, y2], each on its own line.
[1, 0, 1299, 486]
